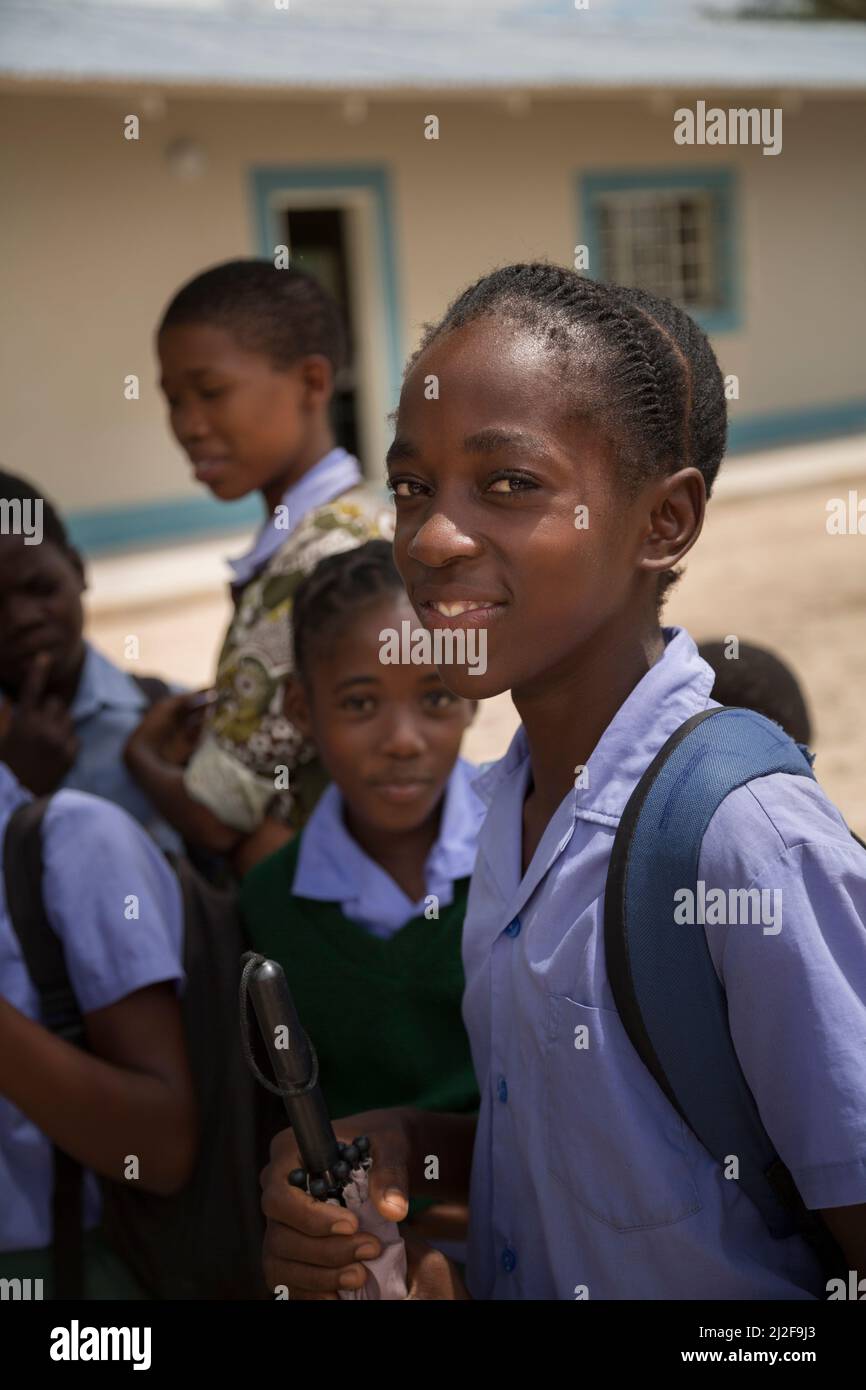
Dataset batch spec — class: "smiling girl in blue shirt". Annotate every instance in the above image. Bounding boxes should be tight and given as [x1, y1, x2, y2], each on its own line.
[259, 265, 866, 1301]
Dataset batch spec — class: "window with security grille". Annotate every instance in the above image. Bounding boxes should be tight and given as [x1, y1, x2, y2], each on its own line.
[593, 188, 724, 317]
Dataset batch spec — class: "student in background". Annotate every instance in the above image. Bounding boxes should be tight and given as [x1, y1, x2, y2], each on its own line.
[0, 761, 195, 1298]
[242, 542, 482, 1254]
[698, 639, 812, 745]
[0, 470, 183, 852]
[260, 264, 866, 1300]
[125, 260, 393, 874]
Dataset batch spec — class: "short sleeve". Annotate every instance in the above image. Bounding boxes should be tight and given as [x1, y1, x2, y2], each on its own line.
[41, 790, 185, 1014]
[702, 820, 866, 1210]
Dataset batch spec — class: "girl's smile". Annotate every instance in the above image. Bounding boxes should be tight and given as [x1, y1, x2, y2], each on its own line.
[418, 593, 509, 630]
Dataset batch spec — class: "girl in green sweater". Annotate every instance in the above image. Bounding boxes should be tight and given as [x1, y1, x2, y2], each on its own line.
[240, 541, 483, 1245]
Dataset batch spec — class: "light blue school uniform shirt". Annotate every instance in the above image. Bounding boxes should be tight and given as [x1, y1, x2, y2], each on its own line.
[0, 763, 185, 1252]
[462, 626, 866, 1300]
[226, 447, 363, 590]
[64, 642, 183, 853]
[293, 757, 485, 935]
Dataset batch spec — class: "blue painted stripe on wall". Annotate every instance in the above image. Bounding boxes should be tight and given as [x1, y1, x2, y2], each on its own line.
[67, 492, 262, 556]
[727, 399, 866, 452]
[67, 399, 866, 557]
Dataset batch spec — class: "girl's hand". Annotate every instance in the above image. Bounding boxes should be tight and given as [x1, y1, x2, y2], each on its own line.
[404, 1234, 471, 1300]
[261, 1109, 413, 1300]
[0, 652, 79, 794]
[124, 693, 207, 766]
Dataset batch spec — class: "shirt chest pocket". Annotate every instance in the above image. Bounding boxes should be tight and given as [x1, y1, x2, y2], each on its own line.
[545, 995, 702, 1232]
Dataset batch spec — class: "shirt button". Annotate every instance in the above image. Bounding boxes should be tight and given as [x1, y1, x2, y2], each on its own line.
[497, 1075, 508, 1103]
[501, 1245, 517, 1273]
[505, 917, 522, 937]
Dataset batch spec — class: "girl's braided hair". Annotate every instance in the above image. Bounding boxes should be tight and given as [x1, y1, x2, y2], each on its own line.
[292, 539, 403, 678]
[409, 263, 728, 604]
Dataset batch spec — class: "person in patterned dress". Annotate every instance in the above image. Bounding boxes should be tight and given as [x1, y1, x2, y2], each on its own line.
[124, 260, 394, 872]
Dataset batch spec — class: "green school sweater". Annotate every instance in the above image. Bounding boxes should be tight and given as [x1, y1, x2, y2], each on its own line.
[240, 836, 480, 1124]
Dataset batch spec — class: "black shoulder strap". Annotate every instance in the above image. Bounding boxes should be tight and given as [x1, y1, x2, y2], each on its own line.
[4, 800, 85, 1043]
[3, 797, 85, 1298]
[132, 674, 172, 707]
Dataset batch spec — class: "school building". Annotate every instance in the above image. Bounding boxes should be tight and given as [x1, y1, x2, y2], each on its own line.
[2, 0, 865, 570]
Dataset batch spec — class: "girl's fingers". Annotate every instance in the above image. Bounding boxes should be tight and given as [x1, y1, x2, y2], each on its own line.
[264, 1221, 379, 1270]
[261, 1179, 358, 1239]
[19, 652, 51, 709]
[263, 1258, 368, 1297]
[369, 1144, 411, 1222]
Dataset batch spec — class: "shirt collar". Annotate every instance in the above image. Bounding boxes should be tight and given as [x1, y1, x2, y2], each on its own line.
[470, 627, 716, 917]
[69, 644, 146, 724]
[227, 448, 363, 588]
[294, 758, 484, 927]
[471, 627, 716, 828]
[425, 756, 487, 887]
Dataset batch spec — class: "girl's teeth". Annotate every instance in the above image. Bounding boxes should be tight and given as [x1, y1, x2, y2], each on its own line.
[434, 601, 483, 616]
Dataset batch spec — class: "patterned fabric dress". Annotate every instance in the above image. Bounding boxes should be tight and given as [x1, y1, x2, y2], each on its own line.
[184, 486, 395, 835]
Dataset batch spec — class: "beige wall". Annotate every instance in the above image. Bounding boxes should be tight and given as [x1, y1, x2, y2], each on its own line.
[2, 88, 864, 522]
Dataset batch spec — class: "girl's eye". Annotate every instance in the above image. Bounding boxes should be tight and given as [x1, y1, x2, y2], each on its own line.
[200, 387, 226, 401]
[387, 478, 427, 499]
[487, 472, 537, 495]
[423, 690, 458, 712]
[341, 695, 376, 713]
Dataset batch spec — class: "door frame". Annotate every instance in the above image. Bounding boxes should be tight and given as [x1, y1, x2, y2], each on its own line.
[250, 165, 403, 480]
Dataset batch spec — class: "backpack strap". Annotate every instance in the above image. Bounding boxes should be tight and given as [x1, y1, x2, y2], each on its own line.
[3, 797, 85, 1298]
[604, 706, 818, 1240]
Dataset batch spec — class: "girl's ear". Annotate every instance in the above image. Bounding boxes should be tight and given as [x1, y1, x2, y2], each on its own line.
[283, 673, 313, 737]
[299, 353, 335, 412]
[639, 466, 706, 577]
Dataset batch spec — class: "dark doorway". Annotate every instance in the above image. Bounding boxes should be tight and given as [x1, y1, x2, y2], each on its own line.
[282, 207, 360, 459]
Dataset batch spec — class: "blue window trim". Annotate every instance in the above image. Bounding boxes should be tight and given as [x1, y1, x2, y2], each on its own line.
[250, 164, 403, 412]
[579, 168, 740, 334]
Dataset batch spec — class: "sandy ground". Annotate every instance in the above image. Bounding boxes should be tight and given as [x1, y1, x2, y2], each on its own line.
[88, 474, 866, 831]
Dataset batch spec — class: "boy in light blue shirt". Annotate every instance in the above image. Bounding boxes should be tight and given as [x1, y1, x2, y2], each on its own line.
[0, 470, 182, 852]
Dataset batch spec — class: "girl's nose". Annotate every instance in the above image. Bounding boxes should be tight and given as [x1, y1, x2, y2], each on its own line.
[380, 709, 427, 758]
[407, 510, 479, 567]
[174, 402, 211, 447]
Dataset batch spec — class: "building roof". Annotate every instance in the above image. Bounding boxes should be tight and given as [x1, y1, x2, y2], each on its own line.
[2, 0, 865, 95]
